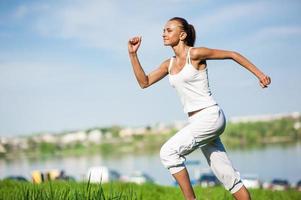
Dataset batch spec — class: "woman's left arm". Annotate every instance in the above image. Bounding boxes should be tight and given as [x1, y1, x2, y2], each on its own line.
[191, 47, 271, 88]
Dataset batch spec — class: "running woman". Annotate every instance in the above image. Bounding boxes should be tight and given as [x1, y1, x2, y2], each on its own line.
[128, 17, 271, 200]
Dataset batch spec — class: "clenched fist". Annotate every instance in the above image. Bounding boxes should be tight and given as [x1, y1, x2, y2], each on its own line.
[128, 36, 142, 54]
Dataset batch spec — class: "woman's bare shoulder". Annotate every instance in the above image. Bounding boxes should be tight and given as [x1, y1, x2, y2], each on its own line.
[190, 47, 209, 60]
[159, 58, 172, 69]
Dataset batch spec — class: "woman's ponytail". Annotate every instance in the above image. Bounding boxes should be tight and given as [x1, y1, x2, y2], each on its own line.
[187, 24, 196, 47]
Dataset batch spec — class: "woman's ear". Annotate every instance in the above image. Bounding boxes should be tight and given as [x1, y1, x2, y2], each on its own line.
[180, 32, 187, 41]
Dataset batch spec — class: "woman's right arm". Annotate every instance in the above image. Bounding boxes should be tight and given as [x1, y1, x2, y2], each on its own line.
[128, 36, 169, 89]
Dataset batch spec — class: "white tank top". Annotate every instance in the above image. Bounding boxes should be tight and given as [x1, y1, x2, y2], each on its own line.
[168, 47, 217, 113]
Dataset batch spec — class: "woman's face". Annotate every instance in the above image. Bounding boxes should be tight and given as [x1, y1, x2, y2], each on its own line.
[162, 20, 184, 46]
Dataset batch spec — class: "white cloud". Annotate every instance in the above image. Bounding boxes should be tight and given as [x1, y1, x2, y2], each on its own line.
[229, 25, 301, 49]
[13, 5, 28, 19]
[31, 1, 165, 52]
[12, 3, 49, 20]
[10, 1, 278, 57]
[248, 26, 301, 42]
[193, 2, 268, 33]
[13, 1, 214, 57]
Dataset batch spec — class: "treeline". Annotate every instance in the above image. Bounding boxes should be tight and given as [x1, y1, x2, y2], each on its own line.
[1, 116, 300, 158]
[221, 116, 301, 147]
[31, 116, 301, 156]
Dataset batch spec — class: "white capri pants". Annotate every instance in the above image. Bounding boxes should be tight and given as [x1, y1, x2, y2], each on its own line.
[160, 105, 243, 194]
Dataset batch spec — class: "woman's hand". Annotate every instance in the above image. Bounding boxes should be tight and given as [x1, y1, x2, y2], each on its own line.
[259, 74, 271, 88]
[128, 36, 142, 54]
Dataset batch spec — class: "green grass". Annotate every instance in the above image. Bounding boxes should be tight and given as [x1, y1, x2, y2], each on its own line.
[0, 180, 301, 200]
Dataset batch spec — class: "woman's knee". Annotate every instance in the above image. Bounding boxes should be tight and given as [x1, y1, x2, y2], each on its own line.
[159, 142, 173, 166]
[159, 142, 185, 170]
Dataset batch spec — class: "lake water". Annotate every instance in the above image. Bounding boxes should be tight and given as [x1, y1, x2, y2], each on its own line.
[1, 143, 300, 185]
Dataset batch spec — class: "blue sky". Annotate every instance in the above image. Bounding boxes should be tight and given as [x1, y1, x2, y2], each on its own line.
[0, 0, 301, 136]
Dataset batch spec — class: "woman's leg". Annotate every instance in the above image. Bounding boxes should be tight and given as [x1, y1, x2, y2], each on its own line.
[233, 186, 251, 200]
[172, 168, 196, 200]
[160, 125, 197, 200]
[160, 105, 226, 200]
[201, 137, 250, 200]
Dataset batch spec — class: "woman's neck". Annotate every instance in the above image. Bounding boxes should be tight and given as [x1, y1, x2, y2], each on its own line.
[172, 43, 189, 59]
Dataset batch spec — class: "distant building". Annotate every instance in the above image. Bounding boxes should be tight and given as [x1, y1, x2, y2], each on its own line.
[87, 129, 103, 144]
[0, 144, 6, 153]
[9, 137, 28, 150]
[61, 131, 87, 144]
[119, 127, 147, 138]
[40, 134, 57, 143]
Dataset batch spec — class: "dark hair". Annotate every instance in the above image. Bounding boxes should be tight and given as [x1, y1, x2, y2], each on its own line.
[169, 17, 196, 47]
